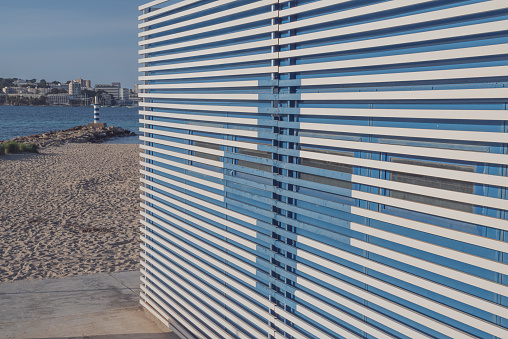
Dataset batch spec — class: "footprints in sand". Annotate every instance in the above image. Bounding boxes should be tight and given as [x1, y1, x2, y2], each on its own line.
[0, 143, 140, 282]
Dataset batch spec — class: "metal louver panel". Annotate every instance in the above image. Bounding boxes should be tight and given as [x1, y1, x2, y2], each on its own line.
[139, 1, 508, 338]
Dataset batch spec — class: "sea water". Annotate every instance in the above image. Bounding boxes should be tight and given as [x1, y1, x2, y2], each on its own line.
[0, 105, 141, 142]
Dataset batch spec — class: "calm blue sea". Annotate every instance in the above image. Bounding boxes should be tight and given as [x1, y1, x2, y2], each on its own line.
[0, 105, 140, 142]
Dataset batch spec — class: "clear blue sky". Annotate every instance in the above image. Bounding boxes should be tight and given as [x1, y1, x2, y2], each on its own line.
[0, 0, 144, 89]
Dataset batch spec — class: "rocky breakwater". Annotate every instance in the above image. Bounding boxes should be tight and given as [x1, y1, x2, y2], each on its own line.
[4, 125, 136, 148]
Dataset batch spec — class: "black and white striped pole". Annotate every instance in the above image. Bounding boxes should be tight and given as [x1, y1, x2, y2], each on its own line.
[87, 96, 106, 128]
[93, 96, 100, 123]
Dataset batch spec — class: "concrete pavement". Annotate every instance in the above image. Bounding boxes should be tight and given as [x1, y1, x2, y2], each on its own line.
[0, 271, 177, 339]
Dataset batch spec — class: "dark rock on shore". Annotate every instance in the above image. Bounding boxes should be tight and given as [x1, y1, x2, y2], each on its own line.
[2, 125, 136, 148]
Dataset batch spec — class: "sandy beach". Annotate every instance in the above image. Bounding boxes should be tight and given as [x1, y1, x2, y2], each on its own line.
[0, 142, 140, 282]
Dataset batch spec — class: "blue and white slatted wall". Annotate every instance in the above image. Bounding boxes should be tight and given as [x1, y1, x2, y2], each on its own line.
[138, 1, 508, 338]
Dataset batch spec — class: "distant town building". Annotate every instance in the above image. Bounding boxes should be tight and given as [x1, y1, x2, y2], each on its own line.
[49, 82, 64, 89]
[47, 94, 70, 105]
[2, 87, 16, 94]
[95, 83, 120, 100]
[133, 84, 140, 94]
[13, 79, 32, 87]
[37, 88, 52, 95]
[7, 94, 42, 100]
[68, 81, 82, 96]
[73, 78, 92, 89]
[100, 92, 112, 106]
[119, 88, 130, 101]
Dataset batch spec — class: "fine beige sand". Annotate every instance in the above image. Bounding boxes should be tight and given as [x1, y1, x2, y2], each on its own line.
[0, 143, 140, 282]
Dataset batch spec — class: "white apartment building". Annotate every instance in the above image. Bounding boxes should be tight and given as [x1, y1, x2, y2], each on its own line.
[68, 81, 82, 96]
[119, 88, 130, 100]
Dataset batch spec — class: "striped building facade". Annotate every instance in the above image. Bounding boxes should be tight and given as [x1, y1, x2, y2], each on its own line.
[138, 1, 508, 338]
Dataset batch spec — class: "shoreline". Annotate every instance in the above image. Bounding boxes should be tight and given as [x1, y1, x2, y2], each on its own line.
[1, 124, 136, 148]
[0, 142, 140, 282]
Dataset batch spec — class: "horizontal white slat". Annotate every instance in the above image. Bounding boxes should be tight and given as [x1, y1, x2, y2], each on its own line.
[138, 0, 277, 32]
[349, 221, 508, 274]
[273, 187, 508, 272]
[140, 119, 258, 138]
[300, 136, 508, 166]
[299, 88, 508, 102]
[140, 231, 272, 308]
[359, 237, 508, 297]
[299, 150, 508, 187]
[351, 206, 508, 254]
[141, 144, 223, 168]
[139, 127, 258, 150]
[142, 277, 233, 338]
[280, 0, 436, 31]
[140, 110, 259, 125]
[141, 252, 270, 336]
[141, 283, 219, 338]
[139, 299, 188, 339]
[296, 270, 477, 339]
[298, 236, 508, 298]
[140, 161, 223, 191]
[279, 2, 508, 44]
[279, 19, 508, 59]
[141, 260, 260, 338]
[141, 153, 222, 178]
[294, 286, 431, 339]
[142, 193, 259, 250]
[141, 248, 271, 330]
[139, 0, 178, 12]
[140, 0, 275, 32]
[142, 210, 259, 275]
[138, 92, 258, 101]
[351, 190, 508, 232]
[275, 307, 363, 339]
[282, 44, 508, 74]
[139, 80, 258, 89]
[271, 190, 507, 272]
[310, 239, 508, 338]
[268, 181, 508, 253]
[142, 187, 259, 239]
[299, 64, 508, 85]
[139, 66, 278, 81]
[139, 40, 275, 64]
[142, 184, 259, 237]
[301, 119, 508, 143]
[279, 0, 355, 17]
[141, 177, 224, 203]
[139, 102, 259, 113]
[272, 187, 508, 272]
[296, 247, 508, 328]
[140, 52, 277, 72]
[140, 220, 260, 287]
[139, 26, 276, 55]
[139, 0, 231, 22]
[140, 135, 224, 157]
[298, 108, 508, 121]
[349, 173, 508, 210]
[140, 290, 198, 339]
[272, 318, 313, 339]
[141, 11, 276, 46]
